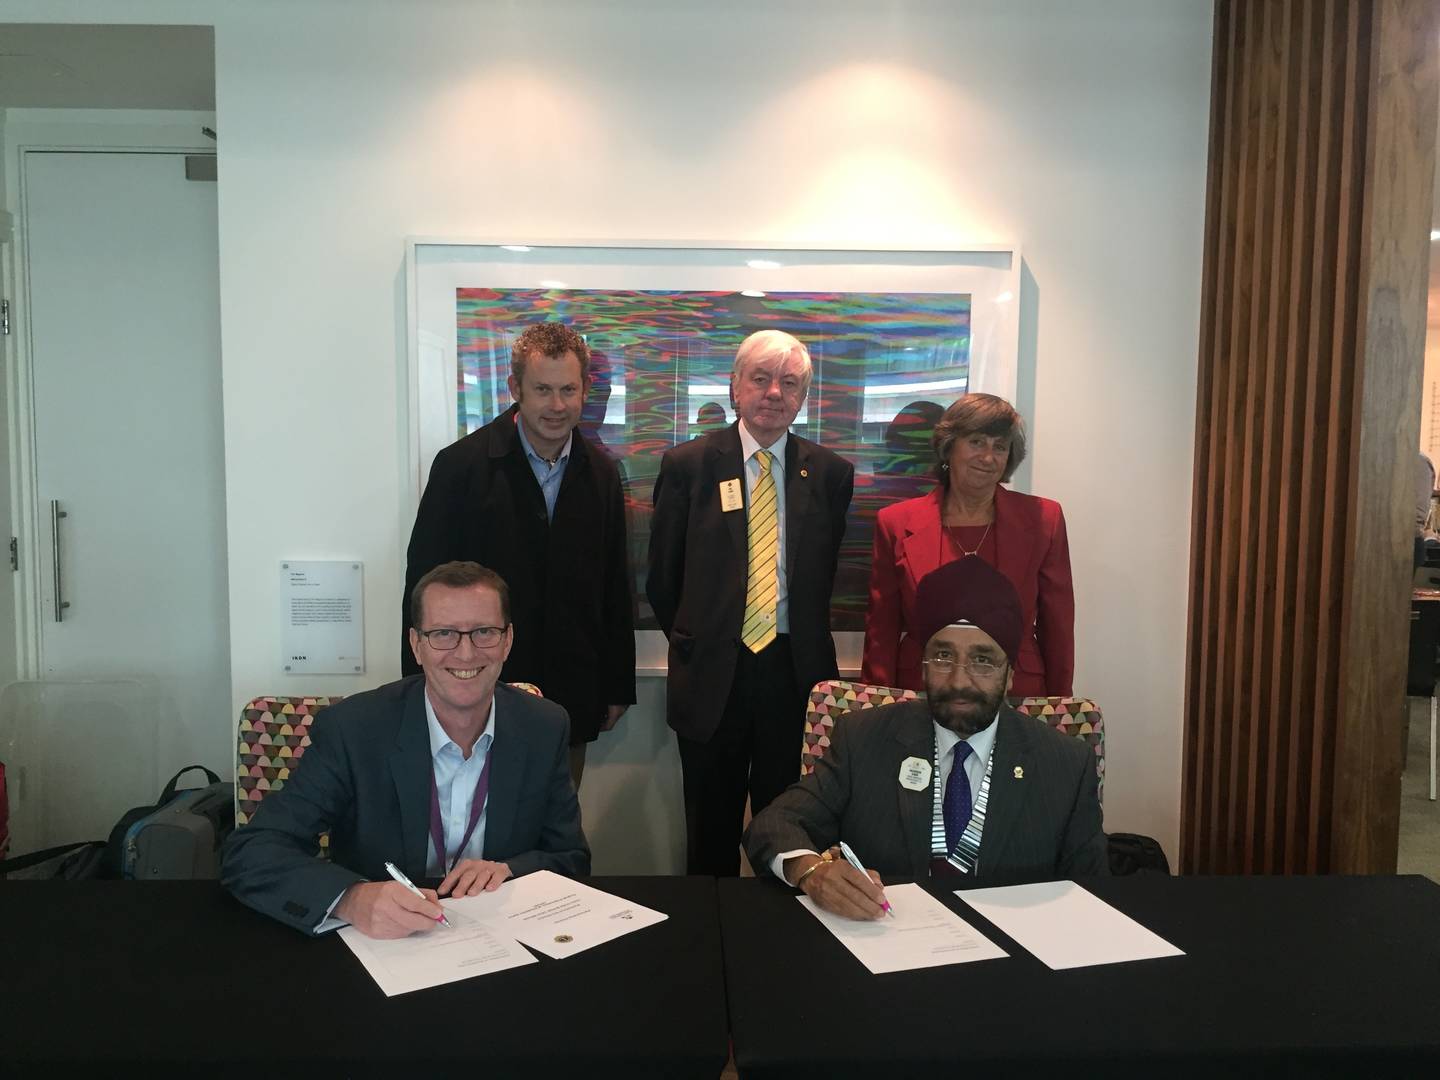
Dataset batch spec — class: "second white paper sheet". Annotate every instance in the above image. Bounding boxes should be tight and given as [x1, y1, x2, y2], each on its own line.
[799, 882, 1008, 975]
[958, 880, 1184, 970]
[447, 869, 668, 959]
[338, 907, 537, 997]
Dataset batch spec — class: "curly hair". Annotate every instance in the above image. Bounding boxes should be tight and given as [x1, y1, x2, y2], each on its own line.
[511, 322, 591, 384]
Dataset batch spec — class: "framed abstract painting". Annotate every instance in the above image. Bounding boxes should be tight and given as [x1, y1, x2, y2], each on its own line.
[405, 240, 1021, 670]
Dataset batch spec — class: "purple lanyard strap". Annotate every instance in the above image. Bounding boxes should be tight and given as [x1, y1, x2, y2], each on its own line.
[428, 748, 493, 873]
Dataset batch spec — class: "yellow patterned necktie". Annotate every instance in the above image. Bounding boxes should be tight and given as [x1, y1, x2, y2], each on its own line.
[741, 449, 779, 653]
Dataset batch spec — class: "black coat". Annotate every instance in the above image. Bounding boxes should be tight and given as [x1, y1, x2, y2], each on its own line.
[646, 423, 854, 742]
[403, 407, 636, 742]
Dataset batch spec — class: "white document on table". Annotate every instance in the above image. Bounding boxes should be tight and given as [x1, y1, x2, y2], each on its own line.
[957, 880, 1184, 970]
[338, 906, 537, 997]
[798, 881, 1008, 975]
[446, 869, 668, 959]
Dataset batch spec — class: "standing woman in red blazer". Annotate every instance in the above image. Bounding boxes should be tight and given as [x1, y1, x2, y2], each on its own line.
[862, 394, 1074, 697]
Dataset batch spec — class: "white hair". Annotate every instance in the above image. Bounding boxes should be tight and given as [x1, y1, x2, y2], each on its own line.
[731, 330, 814, 395]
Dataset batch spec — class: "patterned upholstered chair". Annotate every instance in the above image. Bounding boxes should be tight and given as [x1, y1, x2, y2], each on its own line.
[235, 683, 544, 832]
[1011, 696, 1105, 802]
[236, 695, 341, 829]
[801, 679, 1105, 803]
[802, 680, 920, 775]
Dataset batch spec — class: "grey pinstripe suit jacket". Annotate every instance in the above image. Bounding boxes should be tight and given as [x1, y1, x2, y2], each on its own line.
[744, 700, 1108, 885]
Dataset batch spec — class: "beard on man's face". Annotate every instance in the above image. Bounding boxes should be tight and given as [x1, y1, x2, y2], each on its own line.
[926, 680, 1006, 737]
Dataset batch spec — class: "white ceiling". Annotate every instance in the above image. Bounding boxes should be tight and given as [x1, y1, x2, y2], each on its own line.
[0, 23, 214, 109]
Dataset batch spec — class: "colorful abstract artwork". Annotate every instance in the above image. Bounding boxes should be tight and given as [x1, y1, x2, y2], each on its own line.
[455, 288, 971, 630]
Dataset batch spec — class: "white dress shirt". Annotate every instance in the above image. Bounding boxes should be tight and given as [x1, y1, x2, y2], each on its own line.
[934, 711, 998, 802]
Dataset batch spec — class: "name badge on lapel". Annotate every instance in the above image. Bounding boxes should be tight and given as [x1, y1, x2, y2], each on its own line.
[719, 478, 744, 512]
[898, 756, 932, 790]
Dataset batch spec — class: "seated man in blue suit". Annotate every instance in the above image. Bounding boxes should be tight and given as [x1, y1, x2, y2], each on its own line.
[745, 555, 1106, 921]
[223, 560, 589, 937]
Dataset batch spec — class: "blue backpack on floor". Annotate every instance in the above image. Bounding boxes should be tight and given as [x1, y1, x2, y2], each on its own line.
[103, 765, 234, 880]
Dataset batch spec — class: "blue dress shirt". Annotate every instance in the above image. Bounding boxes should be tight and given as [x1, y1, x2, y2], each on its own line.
[515, 416, 572, 521]
[424, 690, 496, 876]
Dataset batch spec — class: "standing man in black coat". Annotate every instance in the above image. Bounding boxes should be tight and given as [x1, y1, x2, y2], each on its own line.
[404, 322, 635, 789]
[648, 330, 854, 876]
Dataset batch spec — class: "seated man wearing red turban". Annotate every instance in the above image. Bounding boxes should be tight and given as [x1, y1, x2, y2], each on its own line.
[744, 556, 1107, 921]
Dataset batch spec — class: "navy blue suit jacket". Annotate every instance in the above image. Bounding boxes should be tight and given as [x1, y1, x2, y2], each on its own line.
[222, 677, 590, 933]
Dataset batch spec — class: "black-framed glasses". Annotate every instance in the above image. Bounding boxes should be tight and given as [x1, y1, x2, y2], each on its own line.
[417, 625, 509, 650]
[922, 654, 1004, 679]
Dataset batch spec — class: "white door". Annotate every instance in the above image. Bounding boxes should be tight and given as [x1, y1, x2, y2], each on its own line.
[0, 224, 17, 692]
[21, 150, 230, 782]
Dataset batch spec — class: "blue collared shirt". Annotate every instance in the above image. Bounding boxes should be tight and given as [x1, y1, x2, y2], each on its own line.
[424, 690, 496, 877]
[738, 422, 790, 633]
[515, 415, 572, 521]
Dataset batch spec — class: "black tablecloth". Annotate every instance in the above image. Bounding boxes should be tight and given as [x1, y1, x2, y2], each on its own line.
[2, 876, 728, 1078]
[719, 873, 1440, 1079]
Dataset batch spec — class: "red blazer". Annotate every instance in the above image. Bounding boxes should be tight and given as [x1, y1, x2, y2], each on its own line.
[861, 486, 1074, 697]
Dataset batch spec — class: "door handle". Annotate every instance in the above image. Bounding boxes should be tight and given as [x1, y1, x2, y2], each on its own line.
[50, 499, 70, 622]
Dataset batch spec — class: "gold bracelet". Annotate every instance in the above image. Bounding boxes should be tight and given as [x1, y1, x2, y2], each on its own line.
[793, 852, 829, 889]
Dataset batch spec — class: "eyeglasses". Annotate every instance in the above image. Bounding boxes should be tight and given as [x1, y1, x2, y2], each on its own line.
[922, 654, 1004, 679]
[417, 625, 508, 650]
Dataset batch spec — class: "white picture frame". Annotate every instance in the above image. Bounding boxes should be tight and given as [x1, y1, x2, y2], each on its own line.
[403, 239, 1021, 673]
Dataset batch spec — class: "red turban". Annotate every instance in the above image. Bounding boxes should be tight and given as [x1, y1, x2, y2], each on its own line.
[912, 555, 1023, 662]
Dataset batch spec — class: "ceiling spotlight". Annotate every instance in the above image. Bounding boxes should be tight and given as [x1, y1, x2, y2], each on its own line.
[1430, 230, 1440, 242]
[746, 259, 782, 270]
[740, 289, 766, 298]
[501, 244, 533, 253]
[538, 279, 567, 289]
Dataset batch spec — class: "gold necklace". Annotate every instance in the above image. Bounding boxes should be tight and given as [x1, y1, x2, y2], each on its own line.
[948, 522, 992, 558]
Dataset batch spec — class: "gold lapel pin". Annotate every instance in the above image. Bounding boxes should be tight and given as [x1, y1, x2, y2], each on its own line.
[800, 468, 809, 478]
[1013, 766, 1024, 779]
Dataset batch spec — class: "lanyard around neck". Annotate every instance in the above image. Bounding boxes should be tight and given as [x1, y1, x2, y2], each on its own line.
[931, 730, 996, 874]
[428, 745, 493, 873]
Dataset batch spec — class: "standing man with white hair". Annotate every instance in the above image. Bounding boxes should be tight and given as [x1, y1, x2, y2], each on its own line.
[648, 330, 854, 876]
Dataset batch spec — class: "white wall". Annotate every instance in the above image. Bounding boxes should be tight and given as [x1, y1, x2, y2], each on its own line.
[2, 0, 1212, 870]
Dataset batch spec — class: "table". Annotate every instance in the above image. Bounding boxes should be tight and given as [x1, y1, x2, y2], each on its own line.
[2, 876, 729, 1078]
[719, 874, 1440, 1078]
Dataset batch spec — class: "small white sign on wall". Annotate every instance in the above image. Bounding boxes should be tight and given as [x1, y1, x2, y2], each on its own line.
[280, 561, 365, 675]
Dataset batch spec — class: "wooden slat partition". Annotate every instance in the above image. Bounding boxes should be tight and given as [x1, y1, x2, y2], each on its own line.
[1183, 0, 1438, 875]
